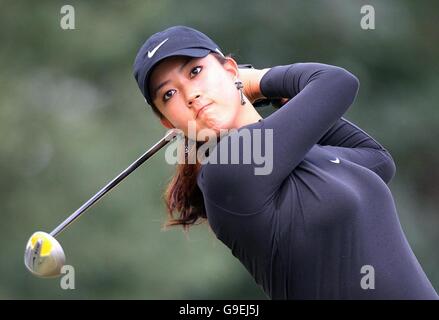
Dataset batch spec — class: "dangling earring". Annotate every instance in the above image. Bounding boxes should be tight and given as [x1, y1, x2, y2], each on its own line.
[235, 79, 246, 105]
[184, 137, 190, 155]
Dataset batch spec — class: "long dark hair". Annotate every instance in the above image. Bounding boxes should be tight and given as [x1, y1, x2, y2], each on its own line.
[148, 53, 230, 230]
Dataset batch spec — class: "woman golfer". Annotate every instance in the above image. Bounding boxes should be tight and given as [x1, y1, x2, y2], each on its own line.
[133, 25, 438, 299]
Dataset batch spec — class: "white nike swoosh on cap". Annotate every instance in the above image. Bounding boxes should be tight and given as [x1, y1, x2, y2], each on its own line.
[148, 38, 169, 58]
[330, 157, 340, 164]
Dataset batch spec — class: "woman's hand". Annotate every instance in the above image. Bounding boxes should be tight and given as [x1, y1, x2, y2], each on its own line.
[238, 67, 270, 104]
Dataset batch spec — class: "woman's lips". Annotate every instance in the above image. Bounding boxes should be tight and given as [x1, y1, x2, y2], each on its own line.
[196, 103, 212, 119]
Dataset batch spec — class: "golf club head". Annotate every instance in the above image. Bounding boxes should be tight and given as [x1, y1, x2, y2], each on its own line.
[24, 231, 66, 278]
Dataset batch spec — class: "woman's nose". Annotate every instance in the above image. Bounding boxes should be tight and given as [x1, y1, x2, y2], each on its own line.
[188, 94, 201, 107]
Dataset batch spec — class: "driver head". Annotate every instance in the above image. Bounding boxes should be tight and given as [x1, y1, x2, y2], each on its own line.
[24, 231, 65, 277]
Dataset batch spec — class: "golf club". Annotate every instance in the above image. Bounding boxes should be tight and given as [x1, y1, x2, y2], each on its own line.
[24, 129, 180, 278]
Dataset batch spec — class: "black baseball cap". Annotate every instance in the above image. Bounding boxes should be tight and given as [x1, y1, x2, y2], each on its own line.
[133, 25, 224, 106]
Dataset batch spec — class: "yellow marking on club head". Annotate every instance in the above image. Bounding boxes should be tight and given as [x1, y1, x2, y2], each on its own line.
[30, 232, 53, 256]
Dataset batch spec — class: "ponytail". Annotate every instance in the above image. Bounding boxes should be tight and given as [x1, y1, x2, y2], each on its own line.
[163, 138, 207, 230]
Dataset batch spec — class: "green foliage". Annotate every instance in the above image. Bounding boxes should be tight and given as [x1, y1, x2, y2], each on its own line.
[0, 0, 437, 299]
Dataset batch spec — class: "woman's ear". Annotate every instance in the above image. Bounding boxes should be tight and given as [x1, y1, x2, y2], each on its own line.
[160, 117, 175, 129]
[223, 57, 239, 79]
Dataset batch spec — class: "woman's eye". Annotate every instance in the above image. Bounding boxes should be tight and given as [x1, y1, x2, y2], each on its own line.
[190, 66, 202, 78]
[163, 89, 176, 102]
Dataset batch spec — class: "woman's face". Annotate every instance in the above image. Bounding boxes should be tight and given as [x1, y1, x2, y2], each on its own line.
[149, 54, 241, 140]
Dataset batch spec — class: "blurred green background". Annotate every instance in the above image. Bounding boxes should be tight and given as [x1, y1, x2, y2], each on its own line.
[1, 0, 438, 299]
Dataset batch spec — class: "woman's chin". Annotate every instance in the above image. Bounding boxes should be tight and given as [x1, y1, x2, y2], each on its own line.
[203, 114, 233, 131]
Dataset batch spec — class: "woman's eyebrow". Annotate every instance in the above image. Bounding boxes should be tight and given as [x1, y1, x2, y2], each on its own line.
[152, 58, 193, 99]
[152, 80, 170, 99]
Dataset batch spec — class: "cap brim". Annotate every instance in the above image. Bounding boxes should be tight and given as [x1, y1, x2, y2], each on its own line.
[166, 47, 212, 59]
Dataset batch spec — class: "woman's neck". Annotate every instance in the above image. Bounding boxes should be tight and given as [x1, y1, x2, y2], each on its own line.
[232, 98, 263, 129]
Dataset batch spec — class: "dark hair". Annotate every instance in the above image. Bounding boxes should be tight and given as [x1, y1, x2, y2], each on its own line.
[148, 52, 230, 230]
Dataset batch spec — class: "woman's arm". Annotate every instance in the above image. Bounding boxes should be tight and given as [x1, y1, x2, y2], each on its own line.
[256, 66, 395, 184]
[316, 117, 396, 183]
[238, 67, 271, 103]
[258, 62, 360, 179]
[317, 117, 386, 149]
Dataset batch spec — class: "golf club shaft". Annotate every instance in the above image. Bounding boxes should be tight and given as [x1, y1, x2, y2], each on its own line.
[50, 129, 179, 238]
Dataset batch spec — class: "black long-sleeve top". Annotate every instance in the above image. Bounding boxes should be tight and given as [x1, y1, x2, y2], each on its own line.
[197, 63, 438, 299]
